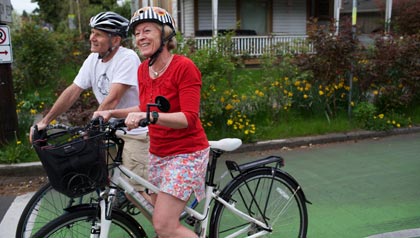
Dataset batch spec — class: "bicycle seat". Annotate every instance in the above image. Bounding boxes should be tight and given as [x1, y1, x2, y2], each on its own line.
[209, 138, 242, 152]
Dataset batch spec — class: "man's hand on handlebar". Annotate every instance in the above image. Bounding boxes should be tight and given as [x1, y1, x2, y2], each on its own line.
[92, 110, 113, 122]
[29, 121, 48, 144]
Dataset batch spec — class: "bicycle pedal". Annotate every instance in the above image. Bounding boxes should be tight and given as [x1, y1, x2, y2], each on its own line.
[184, 216, 196, 226]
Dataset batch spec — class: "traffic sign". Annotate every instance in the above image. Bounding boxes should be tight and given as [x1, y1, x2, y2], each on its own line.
[0, 25, 12, 63]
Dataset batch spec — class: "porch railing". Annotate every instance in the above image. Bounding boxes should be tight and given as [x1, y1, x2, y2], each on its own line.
[190, 35, 314, 56]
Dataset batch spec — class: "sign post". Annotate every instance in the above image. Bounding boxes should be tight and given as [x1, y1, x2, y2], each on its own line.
[0, 0, 18, 144]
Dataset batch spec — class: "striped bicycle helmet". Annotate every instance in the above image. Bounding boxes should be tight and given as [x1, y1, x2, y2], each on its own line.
[129, 7, 177, 66]
[89, 11, 129, 38]
[129, 6, 176, 33]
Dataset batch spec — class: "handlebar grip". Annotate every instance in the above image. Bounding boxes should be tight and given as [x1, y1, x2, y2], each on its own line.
[139, 119, 149, 127]
[113, 118, 126, 128]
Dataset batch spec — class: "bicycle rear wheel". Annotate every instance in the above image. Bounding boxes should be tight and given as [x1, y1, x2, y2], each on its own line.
[32, 206, 147, 238]
[209, 167, 308, 237]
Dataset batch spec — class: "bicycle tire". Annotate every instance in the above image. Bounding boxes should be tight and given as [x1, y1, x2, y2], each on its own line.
[32, 206, 147, 238]
[209, 167, 308, 237]
[16, 182, 96, 238]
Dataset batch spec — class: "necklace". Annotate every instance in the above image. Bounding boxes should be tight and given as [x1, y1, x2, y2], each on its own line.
[149, 55, 173, 77]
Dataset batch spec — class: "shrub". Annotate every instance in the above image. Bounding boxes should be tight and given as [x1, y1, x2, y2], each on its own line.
[353, 102, 412, 131]
[12, 22, 62, 94]
[392, 0, 420, 35]
[294, 17, 360, 118]
[357, 34, 420, 113]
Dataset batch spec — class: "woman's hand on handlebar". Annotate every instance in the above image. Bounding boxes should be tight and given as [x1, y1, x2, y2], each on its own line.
[125, 112, 147, 130]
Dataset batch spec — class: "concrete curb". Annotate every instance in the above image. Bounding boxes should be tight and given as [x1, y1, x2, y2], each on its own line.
[1, 126, 420, 177]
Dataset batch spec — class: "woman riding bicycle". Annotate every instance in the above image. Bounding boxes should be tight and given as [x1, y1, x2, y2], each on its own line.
[93, 6, 209, 238]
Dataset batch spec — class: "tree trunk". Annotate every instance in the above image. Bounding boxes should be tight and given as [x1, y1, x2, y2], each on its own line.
[0, 63, 18, 145]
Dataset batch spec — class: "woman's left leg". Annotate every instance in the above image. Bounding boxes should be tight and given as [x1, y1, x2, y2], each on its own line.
[152, 192, 197, 238]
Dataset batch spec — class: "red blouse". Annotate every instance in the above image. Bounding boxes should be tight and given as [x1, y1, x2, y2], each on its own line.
[137, 55, 209, 157]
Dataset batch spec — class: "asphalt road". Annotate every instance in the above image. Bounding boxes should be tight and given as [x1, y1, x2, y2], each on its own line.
[1, 130, 420, 237]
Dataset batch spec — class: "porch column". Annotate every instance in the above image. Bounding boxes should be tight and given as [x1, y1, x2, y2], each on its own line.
[385, 0, 393, 34]
[212, 0, 218, 37]
[334, 0, 342, 35]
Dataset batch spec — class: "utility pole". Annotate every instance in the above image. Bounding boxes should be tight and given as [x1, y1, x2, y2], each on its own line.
[0, 0, 18, 145]
[348, 0, 357, 119]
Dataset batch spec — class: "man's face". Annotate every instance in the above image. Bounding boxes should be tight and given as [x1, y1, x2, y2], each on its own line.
[89, 28, 111, 54]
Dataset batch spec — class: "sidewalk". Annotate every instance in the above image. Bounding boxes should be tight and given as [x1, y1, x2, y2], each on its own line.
[1, 126, 420, 176]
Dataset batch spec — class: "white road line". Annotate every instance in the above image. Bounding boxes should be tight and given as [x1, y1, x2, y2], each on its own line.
[366, 228, 420, 238]
[0, 192, 34, 238]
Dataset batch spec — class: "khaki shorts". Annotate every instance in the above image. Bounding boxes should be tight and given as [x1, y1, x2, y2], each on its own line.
[116, 131, 150, 191]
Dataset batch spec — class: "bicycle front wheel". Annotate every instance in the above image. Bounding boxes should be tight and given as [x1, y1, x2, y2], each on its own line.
[209, 167, 308, 237]
[16, 182, 99, 238]
[32, 206, 147, 238]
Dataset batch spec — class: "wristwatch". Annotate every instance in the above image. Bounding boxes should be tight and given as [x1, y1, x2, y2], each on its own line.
[150, 111, 159, 124]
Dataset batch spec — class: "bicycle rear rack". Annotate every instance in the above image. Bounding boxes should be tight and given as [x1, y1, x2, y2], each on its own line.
[226, 155, 284, 173]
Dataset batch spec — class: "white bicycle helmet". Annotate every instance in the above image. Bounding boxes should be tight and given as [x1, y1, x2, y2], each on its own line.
[90, 11, 129, 38]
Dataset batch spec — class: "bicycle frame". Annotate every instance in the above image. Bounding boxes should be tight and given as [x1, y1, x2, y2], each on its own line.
[96, 152, 273, 238]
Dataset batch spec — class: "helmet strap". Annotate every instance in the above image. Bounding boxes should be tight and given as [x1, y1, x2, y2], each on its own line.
[148, 26, 176, 66]
[98, 34, 117, 60]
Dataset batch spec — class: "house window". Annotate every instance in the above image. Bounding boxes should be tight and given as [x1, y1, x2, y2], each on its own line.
[239, 0, 269, 35]
[313, 0, 332, 20]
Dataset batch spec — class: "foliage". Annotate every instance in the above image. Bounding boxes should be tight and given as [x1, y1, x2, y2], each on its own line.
[0, 138, 36, 164]
[353, 102, 412, 131]
[178, 34, 258, 140]
[294, 17, 360, 119]
[356, 34, 420, 113]
[64, 90, 99, 126]
[11, 22, 62, 94]
[392, 0, 420, 35]
[32, 0, 131, 33]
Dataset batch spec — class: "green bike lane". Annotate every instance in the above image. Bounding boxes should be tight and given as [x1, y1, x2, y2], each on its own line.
[220, 132, 420, 238]
[135, 132, 420, 237]
[1, 131, 418, 237]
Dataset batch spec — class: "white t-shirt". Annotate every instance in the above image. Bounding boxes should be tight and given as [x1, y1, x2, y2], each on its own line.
[74, 46, 147, 135]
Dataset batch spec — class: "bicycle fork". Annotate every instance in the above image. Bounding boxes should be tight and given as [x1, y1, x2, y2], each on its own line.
[92, 188, 117, 238]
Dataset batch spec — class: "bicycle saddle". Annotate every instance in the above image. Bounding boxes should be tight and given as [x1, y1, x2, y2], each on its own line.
[209, 138, 242, 152]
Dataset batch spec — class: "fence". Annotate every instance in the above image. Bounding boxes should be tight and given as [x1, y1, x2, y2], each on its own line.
[190, 35, 314, 56]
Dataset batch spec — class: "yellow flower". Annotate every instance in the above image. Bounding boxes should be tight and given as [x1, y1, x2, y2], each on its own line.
[30, 109, 37, 115]
[225, 104, 233, 110]
[397, 123, 401, 128]
[16, 140, 22, 145]
[373, 90, 379, 95]
[227, 119, 233, 126]
[378, 114, 384, 119]
[303, 94, 308, 99]
[319, 90, 324, 96]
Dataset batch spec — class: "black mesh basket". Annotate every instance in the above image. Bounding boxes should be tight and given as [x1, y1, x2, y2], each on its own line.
[33, 129, 108, 198]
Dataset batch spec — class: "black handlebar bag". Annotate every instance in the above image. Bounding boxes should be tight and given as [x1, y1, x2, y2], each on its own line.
[33, 129, 108, 198]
